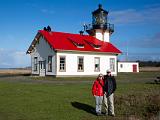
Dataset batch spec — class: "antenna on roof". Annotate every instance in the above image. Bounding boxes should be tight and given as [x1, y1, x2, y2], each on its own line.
[79, 30, 84, 35]
[83, 23, 86, 31]
[78, 22, 86, 35]
[126, 40, 129, 61]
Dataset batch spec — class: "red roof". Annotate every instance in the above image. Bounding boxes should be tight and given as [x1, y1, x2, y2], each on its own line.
[27, 30, 121, 54]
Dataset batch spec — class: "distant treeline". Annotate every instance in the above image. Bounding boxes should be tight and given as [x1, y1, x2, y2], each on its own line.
[136, 61, 160, 67]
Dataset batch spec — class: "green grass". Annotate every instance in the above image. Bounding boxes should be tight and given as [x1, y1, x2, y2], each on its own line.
[0, 72, 159, 120]
[0, 82, 94, 120]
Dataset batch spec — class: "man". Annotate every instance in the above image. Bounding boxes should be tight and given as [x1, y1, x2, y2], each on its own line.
[103, 70, 117, 116]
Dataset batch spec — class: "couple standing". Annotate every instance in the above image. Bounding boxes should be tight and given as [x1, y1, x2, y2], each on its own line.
[92, 70, 117, 116]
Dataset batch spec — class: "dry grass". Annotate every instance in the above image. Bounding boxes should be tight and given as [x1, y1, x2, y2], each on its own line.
[140, 67, 160, 72]
[0, 69, 31, 75]
[0, 67, 159, 76]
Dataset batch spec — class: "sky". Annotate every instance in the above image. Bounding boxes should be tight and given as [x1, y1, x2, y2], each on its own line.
[0, 0, 160, 68]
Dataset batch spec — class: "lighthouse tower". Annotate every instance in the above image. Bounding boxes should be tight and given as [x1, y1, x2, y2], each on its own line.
[85, 4, 114, 42]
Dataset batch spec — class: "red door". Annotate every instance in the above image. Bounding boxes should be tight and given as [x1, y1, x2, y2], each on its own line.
[133, 64, 137, 72]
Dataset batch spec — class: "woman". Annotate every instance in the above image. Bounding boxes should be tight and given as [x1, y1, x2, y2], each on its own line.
[92, 73, 104, 116]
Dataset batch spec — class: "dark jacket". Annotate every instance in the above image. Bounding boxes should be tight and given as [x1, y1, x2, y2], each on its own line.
[103, 75, 117, 97]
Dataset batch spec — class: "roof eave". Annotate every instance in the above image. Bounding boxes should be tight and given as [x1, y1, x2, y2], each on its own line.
[26, 32, 41, 54]
[56, 49, 121, 55]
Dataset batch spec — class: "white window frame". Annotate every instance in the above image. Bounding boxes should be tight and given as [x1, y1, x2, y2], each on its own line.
[120, 64, 123, 68]
[77, 56, 84, 72]
[110, 58, 115, 72]
[59, 56, 66, 72]
[94, 57, 100, 72]
[48, 56, 52, 72]
[34, 57, 38, 71]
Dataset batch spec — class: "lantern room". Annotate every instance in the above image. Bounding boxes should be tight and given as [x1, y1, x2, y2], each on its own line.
[92, 4, 108, 29]
[85, 4, 114, 42]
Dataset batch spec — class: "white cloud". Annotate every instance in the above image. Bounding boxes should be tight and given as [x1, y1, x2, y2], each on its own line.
[26, 2, 55, 15]
[110, 5, 160, 25]
[119, 52, 160, 61]
[110, 9, 143, 24]
[0, 62, 11, 66]
[0, 48, 4, 51]
[128, 32, 160, 48]
[0, 49, 30, 68]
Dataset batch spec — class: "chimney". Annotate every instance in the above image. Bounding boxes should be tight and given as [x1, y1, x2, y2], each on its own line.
[43, 26, 52, 32]
[47, 25, 51, 32]
[79, 31, 84, 35]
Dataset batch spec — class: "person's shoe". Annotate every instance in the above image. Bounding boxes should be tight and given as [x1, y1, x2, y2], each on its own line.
[104, 113, 108, 116]
[109, 114, 115, 117]
[97, 113, 102, 116]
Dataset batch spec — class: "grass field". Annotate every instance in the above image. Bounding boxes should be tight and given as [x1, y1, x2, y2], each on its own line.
[0, 71, 159, 120]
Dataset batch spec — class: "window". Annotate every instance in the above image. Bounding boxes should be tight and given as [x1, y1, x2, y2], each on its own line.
[39, 61, 45, 69]
[84, 40, 101, 49]
[78, 57, 84, 71]
[120, 64, 123, 68]
[68, 38, 84, 48]
[94, 57, 100, 72]
[59, 56, 66, 72]
[48, 56, 52, 72]
[110, 58, 115, 72]
[34, 57, 38, 71]
[72, 41, 84, 48]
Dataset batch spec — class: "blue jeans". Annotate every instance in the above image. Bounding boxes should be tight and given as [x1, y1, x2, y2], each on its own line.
[103, 92, 115, 115]
[94, 96, 103, 114]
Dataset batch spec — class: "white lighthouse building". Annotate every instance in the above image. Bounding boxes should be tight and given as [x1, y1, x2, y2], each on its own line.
[27, 4, 121, 77]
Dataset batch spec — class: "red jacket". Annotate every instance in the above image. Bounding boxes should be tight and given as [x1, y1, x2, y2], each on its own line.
[92, 79, 104, 96]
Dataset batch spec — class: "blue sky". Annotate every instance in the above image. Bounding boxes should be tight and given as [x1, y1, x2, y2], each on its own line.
[0, 0, 160, 68]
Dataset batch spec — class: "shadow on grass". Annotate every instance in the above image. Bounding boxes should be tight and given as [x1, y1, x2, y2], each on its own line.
[145, 82, 160, 84]
[71, 102, 96, 115]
